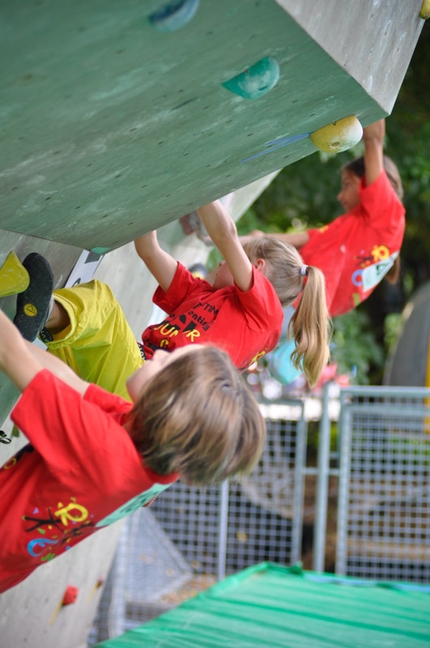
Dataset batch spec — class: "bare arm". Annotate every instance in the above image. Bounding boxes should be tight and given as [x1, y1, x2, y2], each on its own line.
[134, 231, 178, 292]
[239, 230, 310, 249]
[197, 201, 254, 292]
[363, 118, 385, 186]
[0, 309, 89, 395]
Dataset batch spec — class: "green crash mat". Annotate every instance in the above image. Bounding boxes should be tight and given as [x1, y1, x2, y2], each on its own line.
[94, 563, 430, 647]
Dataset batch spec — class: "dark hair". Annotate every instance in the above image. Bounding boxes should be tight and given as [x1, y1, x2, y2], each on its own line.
[343, 155, 403, 200]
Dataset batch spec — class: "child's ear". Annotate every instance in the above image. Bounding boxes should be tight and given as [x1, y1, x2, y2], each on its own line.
[254, 258, 266, 273]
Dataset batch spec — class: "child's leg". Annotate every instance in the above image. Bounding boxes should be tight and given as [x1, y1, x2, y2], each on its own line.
[45, 280, 143, 400]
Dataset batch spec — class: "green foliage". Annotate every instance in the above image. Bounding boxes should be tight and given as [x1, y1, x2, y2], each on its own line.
[306, 420, 339, 460]
[330, 309, 385, 385]
[246, 151, 343, 230]
[235, 208, 266, 235]
[383, 313, 403, 353]
[206, 246, 222, 272]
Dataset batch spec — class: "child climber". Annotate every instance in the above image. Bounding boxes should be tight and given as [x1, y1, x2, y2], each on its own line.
[240, 119, 405, 384]
[14, 200, 331, 390]
[0, 307, 266, 593]
[134, 199, 330, 386]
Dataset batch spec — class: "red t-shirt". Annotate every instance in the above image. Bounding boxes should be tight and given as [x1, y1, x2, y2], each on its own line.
[300, 171, 405, 317]
[142, 263, 283, 371]
[0, 370, 178, 593]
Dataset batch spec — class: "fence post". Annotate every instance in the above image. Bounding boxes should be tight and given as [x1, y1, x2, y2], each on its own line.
[313, 381, 331, 572]
[291, 404, 307, 564]
[335, 395, 352, 576]
[217, 480, 229, 581]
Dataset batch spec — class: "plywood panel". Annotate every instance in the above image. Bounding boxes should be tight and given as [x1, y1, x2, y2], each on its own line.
[1, 0, 397, 251]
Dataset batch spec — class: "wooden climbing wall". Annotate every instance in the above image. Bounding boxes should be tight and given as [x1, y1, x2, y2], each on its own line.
[1, 0, 424, 252]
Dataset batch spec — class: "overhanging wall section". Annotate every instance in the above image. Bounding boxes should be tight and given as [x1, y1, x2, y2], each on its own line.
[1, 0, 424, 250]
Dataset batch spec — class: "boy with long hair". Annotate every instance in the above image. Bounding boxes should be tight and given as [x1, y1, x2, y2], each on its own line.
[0, 307, 265, 593]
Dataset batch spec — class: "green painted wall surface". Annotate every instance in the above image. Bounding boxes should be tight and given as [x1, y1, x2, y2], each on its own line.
[1, 0, 396, 250]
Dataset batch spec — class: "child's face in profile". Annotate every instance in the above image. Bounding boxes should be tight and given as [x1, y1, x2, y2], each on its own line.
[126, 346, 203, 402]
[210, 260, 234, 290]
[337, 170, 361, 212]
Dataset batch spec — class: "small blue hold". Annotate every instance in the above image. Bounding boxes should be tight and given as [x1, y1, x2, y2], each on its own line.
[91, 246, 110, 255]
[149, 0, 200, 33]
[222, 56, 280, 100]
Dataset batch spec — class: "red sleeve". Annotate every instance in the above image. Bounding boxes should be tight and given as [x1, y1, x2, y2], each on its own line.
[306, 226, 320, 243]
[306, 213, 348, 245]
[234, 268, 283, 332]
[11, 370, 134, 473]
[153, 262, 212, 313]
[359, 170, 405, 230]
[84, 383, 132, 420]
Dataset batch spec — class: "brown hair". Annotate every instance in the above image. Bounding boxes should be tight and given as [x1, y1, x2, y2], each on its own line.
[244, 237, 331, 387]
[343, 155, 404, 200]
[127, 346, 266, 486]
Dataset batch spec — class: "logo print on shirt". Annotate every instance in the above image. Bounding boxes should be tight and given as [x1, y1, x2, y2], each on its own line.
[23, 497, 93, 561]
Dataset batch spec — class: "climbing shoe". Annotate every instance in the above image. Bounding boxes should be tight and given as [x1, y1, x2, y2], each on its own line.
[13, 253, 54, 341]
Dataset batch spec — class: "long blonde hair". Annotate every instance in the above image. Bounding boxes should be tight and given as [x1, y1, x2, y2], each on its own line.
[127, 346, 266, 486]
[245, 237, 331, 387]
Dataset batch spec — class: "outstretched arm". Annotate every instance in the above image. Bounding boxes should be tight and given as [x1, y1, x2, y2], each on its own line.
[239, 230, 309, 249]
[197, 201, 254, 292]
[363, 118, 385, 186]
[0, 309, 89, 395]
[134, 231, 178, 292]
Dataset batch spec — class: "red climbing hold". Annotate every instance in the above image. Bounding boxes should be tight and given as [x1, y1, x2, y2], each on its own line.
[62, 585, 79, 606]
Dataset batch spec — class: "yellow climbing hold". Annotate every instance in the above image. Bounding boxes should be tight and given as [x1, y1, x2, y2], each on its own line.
[0, 251, 30, 298]
[420, 0, 430, 19]
[310, 116, 363, 154]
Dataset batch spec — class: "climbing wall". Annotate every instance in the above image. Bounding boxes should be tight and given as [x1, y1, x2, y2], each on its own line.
[1, 0, 425, 252]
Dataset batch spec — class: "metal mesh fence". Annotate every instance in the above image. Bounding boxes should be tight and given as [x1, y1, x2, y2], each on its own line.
[336, 387, 430, 583]
[150, 412, 305, 577]
[151, 482, 223, 576]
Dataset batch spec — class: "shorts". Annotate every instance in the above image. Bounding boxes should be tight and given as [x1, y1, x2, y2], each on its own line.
[46, 280, 143, 400]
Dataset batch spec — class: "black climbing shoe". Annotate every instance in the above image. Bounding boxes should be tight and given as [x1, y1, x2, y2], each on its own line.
[13, 253, 54, 342]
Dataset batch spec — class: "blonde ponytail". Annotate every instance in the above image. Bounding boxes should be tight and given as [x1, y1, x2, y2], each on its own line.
[244, 237, 305, 307]
[288, 265, 331, 387]
[244, 237, 331, 386]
